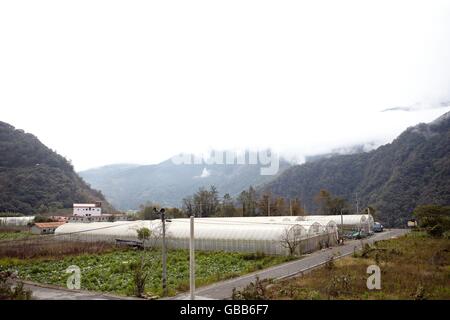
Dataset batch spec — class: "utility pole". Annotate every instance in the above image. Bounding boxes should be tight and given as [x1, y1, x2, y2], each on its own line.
[154, 208, 169, 297]
[189, 215, 195, 300]
[267, 194, 271, 216]
[355, 192, 359, 215]
[289, 199, 293, 216]
[340, 208, 344, 244]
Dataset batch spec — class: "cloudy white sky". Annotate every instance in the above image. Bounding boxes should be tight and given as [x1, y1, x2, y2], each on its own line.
[1, 0, 450, 171]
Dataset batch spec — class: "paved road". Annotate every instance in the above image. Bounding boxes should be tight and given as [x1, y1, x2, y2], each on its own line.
[170, 229, 409, 300]
[21, 281, 141, 300]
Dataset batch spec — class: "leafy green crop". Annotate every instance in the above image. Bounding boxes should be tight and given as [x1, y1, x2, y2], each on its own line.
[0, 249, 290, 297]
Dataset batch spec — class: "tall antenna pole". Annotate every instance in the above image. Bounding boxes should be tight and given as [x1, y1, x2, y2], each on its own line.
[356, 192, 359, 215]
[189, 215, 195, 300]
[155, 208, 168, 297]
[268, 194, 271, 216]
[161, 211, 167, 297]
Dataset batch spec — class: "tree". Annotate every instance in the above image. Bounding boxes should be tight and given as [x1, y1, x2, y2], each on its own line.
[182, 186, 221, 217]
[192, 186, 220, 217]
[257, 193, 271, 216]
[280, 225, 304, 256]
[290, 198, 306, 216]
[137, 227, 151, 244]
[138, 202, 161, 220]
[273, 197, 286, 216]
[131, 256, 149, 298]
[238, 186, 257, 216]
[182, 196, 195, 217]
[220, 193, 237, 217]
[413, 205, 450, 237]
[314, 189, 332, 215]
[166, 207, 184, 218]
[238, 190, 248, 217]
[314, 189, 349, 215]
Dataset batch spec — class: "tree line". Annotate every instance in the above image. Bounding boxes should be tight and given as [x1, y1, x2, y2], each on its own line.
[137, 186, 365, 219]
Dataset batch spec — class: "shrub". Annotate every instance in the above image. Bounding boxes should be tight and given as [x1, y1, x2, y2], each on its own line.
[429, 224, 444, 238]
[326, 273, 353, 298]
[131, 256, 149, 298]
[232, 276, 269, 300]
[413, 205, 450, 238]
[242, 252, 266, 261]
[136, 228, 151, 242]
[412, 285, 427, 300]
[0, 271, 32, 300]
[325, 255, 335, 270]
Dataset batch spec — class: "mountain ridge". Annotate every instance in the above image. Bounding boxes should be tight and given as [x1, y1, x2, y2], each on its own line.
[0, 121, 112, 215]
[258, 111, 450, 227]
[80, 153, 292, 210]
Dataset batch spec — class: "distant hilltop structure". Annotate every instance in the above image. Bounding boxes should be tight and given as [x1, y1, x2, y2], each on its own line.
[70, 201, 126, 223]
[73, 202, 102, 217]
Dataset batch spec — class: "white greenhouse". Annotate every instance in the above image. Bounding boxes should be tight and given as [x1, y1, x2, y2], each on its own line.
[55, 217, 339, 255]
[202, 214, 374, 233]
[0, 216, 35, 227]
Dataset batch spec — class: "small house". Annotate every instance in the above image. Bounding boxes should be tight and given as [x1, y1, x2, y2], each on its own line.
[407, 219, 418, 228]
[31, 222, 66, 235]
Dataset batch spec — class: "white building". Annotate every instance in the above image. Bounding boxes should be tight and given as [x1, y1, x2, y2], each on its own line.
[31, 222, 66, 235]
[73, 202, 102, 217]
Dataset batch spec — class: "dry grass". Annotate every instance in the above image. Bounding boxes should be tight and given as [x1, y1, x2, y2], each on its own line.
[263, 232, 450, 300]
[0, 226, 29, 233]
[0, 239, 116, 259]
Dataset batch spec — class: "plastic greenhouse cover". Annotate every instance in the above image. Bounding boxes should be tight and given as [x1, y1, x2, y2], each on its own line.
[55, 218, 333, 241]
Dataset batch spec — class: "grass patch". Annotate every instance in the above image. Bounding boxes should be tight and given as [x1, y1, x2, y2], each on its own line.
[0, 248, 291, 297]
[0, 240, 117, 259]
[0, 230, 34, 242]
[238, 232, 450, 300]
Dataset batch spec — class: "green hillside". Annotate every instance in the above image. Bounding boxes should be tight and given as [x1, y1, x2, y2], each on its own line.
[259, 112, 450, 227]
[0, 121, 111, 215]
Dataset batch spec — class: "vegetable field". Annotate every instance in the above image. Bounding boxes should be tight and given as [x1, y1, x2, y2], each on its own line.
[0, 249, 291, 297]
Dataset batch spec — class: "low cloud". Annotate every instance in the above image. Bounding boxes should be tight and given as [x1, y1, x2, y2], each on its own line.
[381, 101, 450, 113]
[194, 168, 211, 179]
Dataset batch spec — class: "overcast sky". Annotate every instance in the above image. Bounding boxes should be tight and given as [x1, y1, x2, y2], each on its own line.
[1, 0, 450, 171]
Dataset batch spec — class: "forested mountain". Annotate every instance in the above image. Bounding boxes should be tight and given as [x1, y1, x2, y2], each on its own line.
[0, 121, 111, 215]
[259, 111, 450, 227]
[80, 156, 291, 210]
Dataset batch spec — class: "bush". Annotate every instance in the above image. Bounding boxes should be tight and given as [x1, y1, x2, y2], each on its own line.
[242, 252, 266, 261]
[429, 224, 444, 238]
[0, 271, 32, 300]
[232, 276, 269, 300]
[412, 285, 427, 300]
[413, 205, 450, 238]
[325, 255, 335, 270]
[131, 257, 149, 298]
[326, 273, 353, 298]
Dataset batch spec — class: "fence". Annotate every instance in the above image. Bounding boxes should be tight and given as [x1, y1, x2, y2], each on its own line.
[0, 219, 339, 257]
[51, 229, 337, 256]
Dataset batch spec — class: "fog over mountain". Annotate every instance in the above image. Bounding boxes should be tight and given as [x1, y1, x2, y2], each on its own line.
[80, 152, 292, 210]
[258, 111, 450, 227]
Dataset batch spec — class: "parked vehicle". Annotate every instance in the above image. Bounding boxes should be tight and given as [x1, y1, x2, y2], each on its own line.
[373, 222, 384, 232]
[349, 230, 368, 239]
